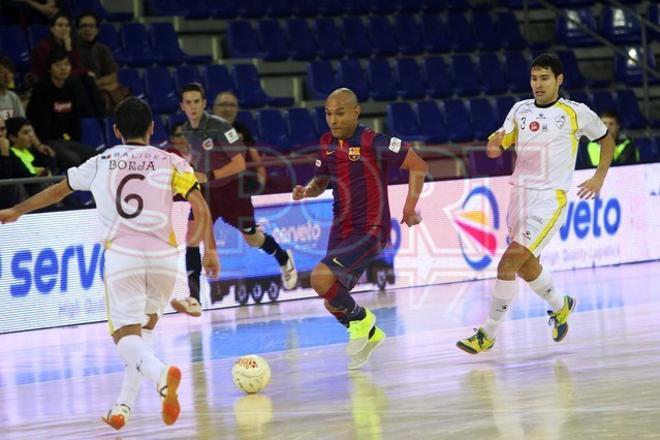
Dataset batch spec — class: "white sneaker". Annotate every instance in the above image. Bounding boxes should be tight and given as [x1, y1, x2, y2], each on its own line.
[280, 249, 298, 290]
[158, 365, 181, 426]
[170, 297, 202, 317]
[101, 403, 131, 430]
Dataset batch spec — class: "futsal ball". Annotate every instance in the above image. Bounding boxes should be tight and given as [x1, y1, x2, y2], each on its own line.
[232, 355, 271, 394]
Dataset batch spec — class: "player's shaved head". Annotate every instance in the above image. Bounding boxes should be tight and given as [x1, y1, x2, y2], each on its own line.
[325, 88, 360, 139]
[326, 88, 358, 108]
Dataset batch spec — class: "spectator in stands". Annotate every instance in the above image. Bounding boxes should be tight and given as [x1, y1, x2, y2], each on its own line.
[213, 91, 266, 194]
[26, 49, 95, 170]
[0, 58, 25, 119]
[580, 110, 639, 168]
[0, 117, 28, 208]
[0, 56, 18, 93]
[1, 0, 70, 28]
[75, 11, 130, 114]
[166, 121, 192, 163]
[30, 12, 105, 116]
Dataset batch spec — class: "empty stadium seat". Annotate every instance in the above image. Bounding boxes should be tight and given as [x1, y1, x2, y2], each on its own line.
[639, 138, 659, 163]
[451, 55, 480, 96]
[368, 16, 398, 56]
[444, 99, 474, 142]
[72, 0, 133, 21]
[337, 60, 370, 101]
[27, 25, 49, 51]
[313, 107, 329, 134]
[144, 67, 178, 113]
[495, 96, 516, 123]
[120, 23, 157, 66]
[473, 12, 501, 51]
[202, 65, 235, 101]
[396, 58, 426, 99]
[0, 26, 30, 71]
[555, 9, 599, 46]
[287, 108, 319, 151]
[80, 118, 106, 151]
[315, 18, 344, 59]
[614, 47, 660, 86]
[387, 102, 426, 142]
[394, 15, 425, 55]
[286, 19, 317, 60]
[237, 0, 268, 18]
[236, 110, 260, 143]
[567, 91, 593, 109]
[97, 24, 128, 66]
[616, 90, 649, 129]
[233, 64, 294, 108]
[592, 90, 617, 114]
[341, 17, 372, 58]
[257, 109, 290, 154]
[503, 52, 531, 92]
[469, 98, 499, 140]
[227, 21, 266, 59]
[556, 50, 588, 90]
[447, 13, 477, 52]
[496, 12, 528, 50]
[415, 100, 450, 143]
[420, 14, 451, 53]
[117, 68, 145, 98]
[149, 22, 211, 65]
[152, 116, 169, 147]
[257, 20, 289, 62]
[368, 59, 398, 101]
[424, 56, 454, 98]
[307, 60, 338, 100]
[478, 53, 508, 94]
[600, 6, 641, 44]
[173, 65, 201, 94]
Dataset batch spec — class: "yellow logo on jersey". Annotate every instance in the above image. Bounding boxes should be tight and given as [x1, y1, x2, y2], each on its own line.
[348, 146, 361, 161]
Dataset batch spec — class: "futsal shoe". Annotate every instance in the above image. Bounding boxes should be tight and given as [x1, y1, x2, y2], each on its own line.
[170, 297, 202, 317]
[101, 403, 131, 430]
[348, 326, 386, 370]
[346, 308, 377, 356]
[280, 249, 298, 290]
[547, 295, 576, 342]
[158, 365, 182, 426]
[456, 327, 496, 354]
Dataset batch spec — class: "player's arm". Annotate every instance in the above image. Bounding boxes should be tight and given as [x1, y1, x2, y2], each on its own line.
[293, 176, 330, 200]
[578, 132, 615, 200]
[400, 148, 428, 227]
[486, 130, 505, 158]
[248, 147, 267, 185]
[0, 179, 72, 224]
[187, 189, 220, 278]
[209, 153, 246, 181]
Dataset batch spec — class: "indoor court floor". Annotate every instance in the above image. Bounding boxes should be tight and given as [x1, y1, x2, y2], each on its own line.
[1, 260, 658, 439]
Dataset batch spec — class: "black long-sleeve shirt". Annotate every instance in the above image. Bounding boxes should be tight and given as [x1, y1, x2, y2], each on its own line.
[26, 78, 82, 143]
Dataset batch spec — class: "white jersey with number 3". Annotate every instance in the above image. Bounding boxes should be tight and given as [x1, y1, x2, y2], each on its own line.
[67, 145, 198, 248]
[500, 98, 608, 191]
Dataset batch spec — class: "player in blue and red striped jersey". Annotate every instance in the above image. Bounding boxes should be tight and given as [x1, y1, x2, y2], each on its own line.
[292, 88, 428, 369]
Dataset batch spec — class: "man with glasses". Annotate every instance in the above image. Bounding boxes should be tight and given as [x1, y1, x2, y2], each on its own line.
[213, 91, 266, 194]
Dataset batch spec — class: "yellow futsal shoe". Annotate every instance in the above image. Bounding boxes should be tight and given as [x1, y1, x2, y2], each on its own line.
[346, 308, 377, 356]
[348, 326, 386, 370]
[101, 403, 131, 430]
[456, 327, 496, 354]
[547, 295, 576, 342]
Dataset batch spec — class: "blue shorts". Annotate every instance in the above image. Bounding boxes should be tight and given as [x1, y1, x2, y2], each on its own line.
[322, 230, 385, 291]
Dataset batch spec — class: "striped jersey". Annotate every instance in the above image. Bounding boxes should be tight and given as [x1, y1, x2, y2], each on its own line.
[500, 98, 608, 191]
[314, 125, 409, 243]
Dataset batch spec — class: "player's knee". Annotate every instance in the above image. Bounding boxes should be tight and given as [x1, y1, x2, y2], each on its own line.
[311, 263, 334, 297]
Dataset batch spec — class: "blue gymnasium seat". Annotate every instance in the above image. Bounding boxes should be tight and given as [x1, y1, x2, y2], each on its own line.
[337, 59, 370, 101]
[257, 20, 289, 62]
[600, 6, 641, 45]
[97, 24, 128, 65]
[639, 138, 659, 163]
[237, 0, 268, 18]
[396, 58, 426, 100]
[72, 0, 132, 21]
[307, 60, 338, 100]
[286, 19, 317, 60]
[144, 67, 178, 113]
[495, 96, 516, 123]
[120, 23, 157, 66]
[149, 22, 211, 65]
[117, 68, 145, 98]
[592, 90, 617, 114]
[556, 50, 588, 90]
[233, 64, 294, 108]
[420, 14, 451, 53]
[151, 115, 169, 147]
[447, 12, 477, 52]
[287, 108, 319, 151]
[313, 107, 329, 134]
[341, 17, 372, 58]
[469, 98, 499, 140]
[451, 55, 480, 97]
[478, 53, 508, 94]
[615, 90, 651, 129]
[567, 91, 593, 110]
[368, 16, 399, 56]
[0, 26, 30, 71]
[472, 12, 500, 52]
[496, 12, 528, 50]
[173, 66, 201, 94]
[27, 25, 49, 51]
[257, 109, 291, 154]
[315, 18, 344, 59]
[555, 9, 599, 46]
[445, 99, 474, 142]
[503, 52, 531, 93]
[424, 56, 454, 98]
[202, 65, 235, 101]
[394, 15, 425, 55]
[614, 47, 660, 86]
[415, 100, 450, 143]
[387, 102, 426, 142]
[236, 110, 260, 143]
[226, 21, 265, 59]
[80, 118, 106, 151]
[368, 59, 398, 101]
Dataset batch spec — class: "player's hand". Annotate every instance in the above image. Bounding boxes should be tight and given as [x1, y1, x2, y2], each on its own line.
[203, 251, 220, 279]
[0, 208, 21, 224]
[577, 175, 604, 200]
[401, 209, 422, 227]
[292, 185, 307, 200]
[486, 130, 504, 157]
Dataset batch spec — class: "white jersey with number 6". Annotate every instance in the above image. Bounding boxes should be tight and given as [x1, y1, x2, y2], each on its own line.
[67, 144, 199, 249]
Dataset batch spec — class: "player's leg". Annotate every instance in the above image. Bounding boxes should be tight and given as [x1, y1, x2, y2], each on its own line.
[171, 208, 208, 316]
[224, 184, 297, 289]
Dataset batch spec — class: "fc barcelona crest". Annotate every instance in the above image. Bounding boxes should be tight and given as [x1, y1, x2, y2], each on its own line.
[348, 146, 361, 161]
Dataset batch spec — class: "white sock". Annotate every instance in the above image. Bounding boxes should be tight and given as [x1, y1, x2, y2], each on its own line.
[527, 266, 564, 311]
[115, 329, 155, 409]
[483, 279, 518, 337]
[116, 334, 165, 384]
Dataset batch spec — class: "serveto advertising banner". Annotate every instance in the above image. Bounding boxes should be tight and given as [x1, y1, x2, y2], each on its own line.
[1, 163, 657, 333]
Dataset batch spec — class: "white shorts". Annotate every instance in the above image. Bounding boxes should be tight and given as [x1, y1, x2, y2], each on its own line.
[103, 239, 179, 334]
[506, 186, 568, 257]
